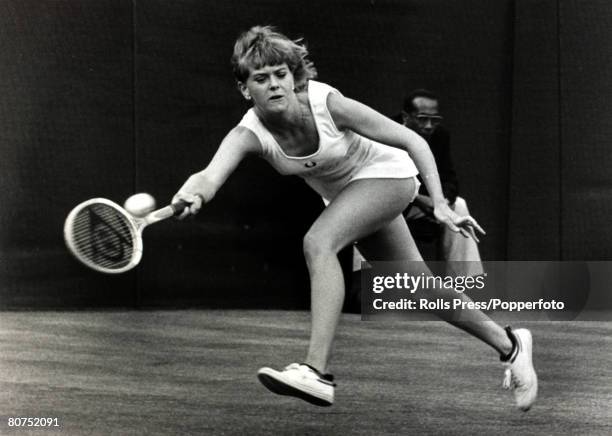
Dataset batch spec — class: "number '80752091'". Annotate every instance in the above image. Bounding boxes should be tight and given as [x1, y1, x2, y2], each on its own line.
[7, 417, 59, 427]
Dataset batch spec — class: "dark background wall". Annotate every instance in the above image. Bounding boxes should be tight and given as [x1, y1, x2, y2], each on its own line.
[1, 0, 610, 308]
[0, 0, 137, 306]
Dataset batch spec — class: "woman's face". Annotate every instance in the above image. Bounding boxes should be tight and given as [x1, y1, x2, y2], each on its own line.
[241, 63, 296, 114]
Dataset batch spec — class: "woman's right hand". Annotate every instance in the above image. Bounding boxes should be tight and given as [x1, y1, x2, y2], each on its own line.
[172, 173, 208, 219]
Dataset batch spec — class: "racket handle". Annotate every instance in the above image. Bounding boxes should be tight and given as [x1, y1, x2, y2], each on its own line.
[170, 200, 190, 216]
[171, 194, 205, 216]
[144, 197, 203, 225]
[143, 200, 190, 224]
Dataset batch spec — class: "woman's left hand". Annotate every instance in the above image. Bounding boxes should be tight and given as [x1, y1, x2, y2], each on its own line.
[433, 203, 486, 243]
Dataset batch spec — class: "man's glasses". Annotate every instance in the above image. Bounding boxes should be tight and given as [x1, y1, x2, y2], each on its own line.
[415, 114, 443, 126]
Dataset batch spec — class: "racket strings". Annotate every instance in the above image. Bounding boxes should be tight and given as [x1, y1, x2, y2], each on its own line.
[70, 204, 135, 270]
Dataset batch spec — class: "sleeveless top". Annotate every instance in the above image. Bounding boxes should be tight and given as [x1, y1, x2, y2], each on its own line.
[238, 80, 419, 202]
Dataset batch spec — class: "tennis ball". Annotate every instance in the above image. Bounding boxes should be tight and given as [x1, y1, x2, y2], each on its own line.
[124, 193, 156, 217]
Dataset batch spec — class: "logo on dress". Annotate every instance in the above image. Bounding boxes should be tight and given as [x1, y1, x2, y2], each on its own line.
[305, 161, 317, 168]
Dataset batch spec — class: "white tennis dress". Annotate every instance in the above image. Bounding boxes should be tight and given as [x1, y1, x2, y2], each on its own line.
[238, 80, 419, 202]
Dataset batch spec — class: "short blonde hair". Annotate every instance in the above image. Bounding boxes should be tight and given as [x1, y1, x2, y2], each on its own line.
[231, 25, 317, 90]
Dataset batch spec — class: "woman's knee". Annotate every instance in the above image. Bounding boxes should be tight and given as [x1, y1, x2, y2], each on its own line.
[303, 231, 336, 264]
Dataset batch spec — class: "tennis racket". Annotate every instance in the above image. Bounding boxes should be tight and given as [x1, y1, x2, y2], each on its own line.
[63, 197, 188, 274]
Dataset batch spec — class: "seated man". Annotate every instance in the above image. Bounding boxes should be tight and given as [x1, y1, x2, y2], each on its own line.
[400, 89, 483, 277]
[353, 89, 483, 277]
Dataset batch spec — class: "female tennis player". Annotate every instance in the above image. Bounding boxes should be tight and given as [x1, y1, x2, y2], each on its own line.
[173, 25, 537, 411]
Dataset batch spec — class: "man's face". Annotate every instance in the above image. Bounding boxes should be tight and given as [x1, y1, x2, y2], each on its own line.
[403, 96, 442, 140]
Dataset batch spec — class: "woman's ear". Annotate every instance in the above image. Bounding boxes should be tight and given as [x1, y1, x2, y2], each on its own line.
[237, 82, 251, 100]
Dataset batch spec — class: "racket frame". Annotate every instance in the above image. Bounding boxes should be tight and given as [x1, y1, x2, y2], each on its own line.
[64, 198, 182, 274]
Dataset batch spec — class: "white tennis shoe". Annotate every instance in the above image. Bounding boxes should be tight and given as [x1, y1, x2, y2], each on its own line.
[502, 328, 538, 411]
[257, 363, 335, 407]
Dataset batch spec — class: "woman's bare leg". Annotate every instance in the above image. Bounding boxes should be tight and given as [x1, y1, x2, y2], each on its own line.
[302, 178, 416, 372]
[358, 217, 513, 356]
